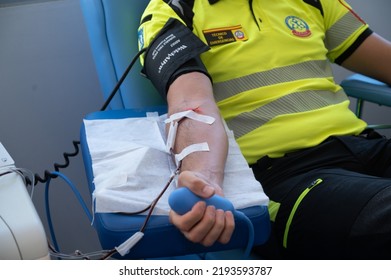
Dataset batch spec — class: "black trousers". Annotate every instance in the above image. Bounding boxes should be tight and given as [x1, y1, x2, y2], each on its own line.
[251, 131, 391, 259]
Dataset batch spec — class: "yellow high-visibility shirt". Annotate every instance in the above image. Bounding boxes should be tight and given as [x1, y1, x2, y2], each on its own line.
[139, 0, 369, 164]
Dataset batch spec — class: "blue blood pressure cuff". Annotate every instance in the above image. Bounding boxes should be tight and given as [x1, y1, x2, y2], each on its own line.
[141, 18, 211, 96]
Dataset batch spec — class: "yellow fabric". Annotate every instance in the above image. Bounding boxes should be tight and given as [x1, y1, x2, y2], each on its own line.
[268, 200, 281, 223]
[139, 0, 369, 164]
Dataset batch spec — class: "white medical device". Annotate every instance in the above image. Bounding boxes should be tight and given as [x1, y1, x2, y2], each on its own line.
[0, 142, 50, 260]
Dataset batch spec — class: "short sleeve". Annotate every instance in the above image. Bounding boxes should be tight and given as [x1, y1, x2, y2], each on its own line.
[322, 0, 370, 63]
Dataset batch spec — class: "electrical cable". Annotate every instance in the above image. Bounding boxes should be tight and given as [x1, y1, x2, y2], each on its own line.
[99, 48, 146, 111]
[33, 140, 81, 186]
[43, 165, 180, 260]
[44, 171, 93, 253]
[43, 171, 118, 260]
[31, 47, 152, 260]
[1, 166, 111, 260]
[41, 151, 180, 259]
[0, 170, 12, 177]
[47, 240, 114, 260]
[31, 48, 147, 187]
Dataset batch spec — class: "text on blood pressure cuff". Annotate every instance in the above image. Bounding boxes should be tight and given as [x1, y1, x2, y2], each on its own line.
[141, 18, 210, 96]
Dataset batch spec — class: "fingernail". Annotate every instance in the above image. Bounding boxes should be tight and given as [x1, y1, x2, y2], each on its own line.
[202, 185, 214, 196]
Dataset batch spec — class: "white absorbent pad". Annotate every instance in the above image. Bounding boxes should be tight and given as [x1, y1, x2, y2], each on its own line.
[83, 113, 269, 215]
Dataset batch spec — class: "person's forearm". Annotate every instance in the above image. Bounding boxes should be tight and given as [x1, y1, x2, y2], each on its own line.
[167, 72, 228, 191]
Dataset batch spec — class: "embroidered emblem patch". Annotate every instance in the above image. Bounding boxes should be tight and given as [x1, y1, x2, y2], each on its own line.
[285, 16, 312, 38]
[203, 25, 248, 46]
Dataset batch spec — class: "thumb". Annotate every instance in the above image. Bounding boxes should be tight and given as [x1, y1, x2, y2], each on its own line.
[177, 170, 216, 198]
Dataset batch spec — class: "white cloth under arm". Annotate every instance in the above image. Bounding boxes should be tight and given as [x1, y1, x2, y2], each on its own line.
[83, 112, 269, 215]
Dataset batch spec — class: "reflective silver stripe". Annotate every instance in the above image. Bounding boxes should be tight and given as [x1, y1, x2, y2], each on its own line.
[325, 12, 364, 51]
[213, 60, 333, 102]
[226, 89, 347, 138]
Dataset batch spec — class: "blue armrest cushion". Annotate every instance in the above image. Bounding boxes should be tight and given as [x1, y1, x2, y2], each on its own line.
[341, 74, 391, 106]
[80, 107, 271, 259]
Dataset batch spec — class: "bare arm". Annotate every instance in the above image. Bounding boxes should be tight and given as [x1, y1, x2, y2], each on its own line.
[342, 33, 391, 85]
[167, 72, 228, 192]
[167, 72, 234, 246]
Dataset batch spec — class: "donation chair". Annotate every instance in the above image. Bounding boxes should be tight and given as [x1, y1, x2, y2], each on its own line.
[341, 73, 391, 129]
[79, 0, 270, 259]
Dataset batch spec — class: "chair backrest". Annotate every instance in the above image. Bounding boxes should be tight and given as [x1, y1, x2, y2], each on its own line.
[80, 0, 166, 110]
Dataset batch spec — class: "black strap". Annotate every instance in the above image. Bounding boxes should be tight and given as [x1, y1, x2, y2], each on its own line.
[302, 0, 324, 16]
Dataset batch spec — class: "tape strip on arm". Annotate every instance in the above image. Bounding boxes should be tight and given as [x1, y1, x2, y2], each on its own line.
[141, 18, 211, 96]
[165, 110, 216, 154]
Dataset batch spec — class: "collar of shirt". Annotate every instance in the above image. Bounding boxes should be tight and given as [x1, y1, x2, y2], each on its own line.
[208, 0, 220, 4]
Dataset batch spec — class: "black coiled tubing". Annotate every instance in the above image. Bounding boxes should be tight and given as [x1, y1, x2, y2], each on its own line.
[31, 48, 147, 186]
[32, 140, 80, 186]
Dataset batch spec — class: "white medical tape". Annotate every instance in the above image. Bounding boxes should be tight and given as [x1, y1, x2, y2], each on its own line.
[174, 142, 210, 165]
[164, 110, 215, 125]
[165, 110, 215, 152]
[166, 121, 178, 152]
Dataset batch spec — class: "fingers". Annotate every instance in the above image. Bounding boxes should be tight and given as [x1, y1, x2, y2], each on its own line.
[183, 206, 222, 246]
[172, 170, 234, 246]
[170, 201, 207, 232]
[170, 202, 235, 247]
[218, 210, 235, 244]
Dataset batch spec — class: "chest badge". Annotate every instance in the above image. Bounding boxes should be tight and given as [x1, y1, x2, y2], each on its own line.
[285, 16, 312, 38]
[203, 25, 248, 46]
